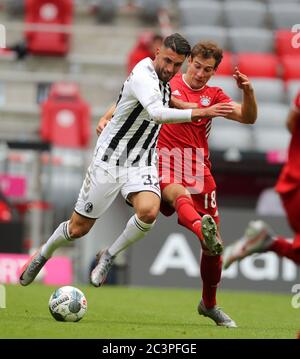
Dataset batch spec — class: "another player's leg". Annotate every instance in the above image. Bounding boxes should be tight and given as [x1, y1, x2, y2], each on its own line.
[224, 189, 300, 269]
[223, 221, 300, 269]
[223, 220, 274, 270]
[91, 191, 160, 287]
[271, 190, 300, 265]
[269, 234, 300, 264]
[20, 212, 95, 286]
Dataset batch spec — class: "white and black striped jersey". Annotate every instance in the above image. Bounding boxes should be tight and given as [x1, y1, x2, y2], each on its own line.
[94, 57, 171, 168]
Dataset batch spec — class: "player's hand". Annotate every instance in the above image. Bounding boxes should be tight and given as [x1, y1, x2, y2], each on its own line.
[233, 66, 253, 93]
[96, 117, 110, 136]
[192, 103, 235, 121]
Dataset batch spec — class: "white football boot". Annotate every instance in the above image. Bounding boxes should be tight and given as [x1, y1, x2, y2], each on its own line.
[90, 248, 115, 287]
[201, 215, 223, 255]
[198, 300, 237, 328]
[223, 220, 273, 270]
[19, 250, 47, 286]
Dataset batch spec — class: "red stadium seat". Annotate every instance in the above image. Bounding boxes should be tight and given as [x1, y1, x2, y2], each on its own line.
[275, 30, 300, 57]
[237, 53, 279, 78]
[41, 83, 91, 148]
[216, 51, 234, 76]
[281, 55, 300, 81]
[25, 0, 73, 56]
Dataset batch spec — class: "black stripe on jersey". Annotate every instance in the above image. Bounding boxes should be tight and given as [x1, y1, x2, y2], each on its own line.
[147, 130, 160, 166]
[161, 82, 168, 105]
[116, 120, 150, 166]
[166, 83, 171, 106]
[131, 124, 159, 165]
[116, 85, 124, 107]
[101, 102, 144, 162]
[159, 82, 170, 106]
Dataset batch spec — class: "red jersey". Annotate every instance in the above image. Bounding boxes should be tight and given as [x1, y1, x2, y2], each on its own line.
[157, 73, 232, 177]
[276, 90, 300, 193]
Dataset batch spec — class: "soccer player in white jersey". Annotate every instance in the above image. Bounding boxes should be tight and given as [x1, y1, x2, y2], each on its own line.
[19, 33, 234, 287]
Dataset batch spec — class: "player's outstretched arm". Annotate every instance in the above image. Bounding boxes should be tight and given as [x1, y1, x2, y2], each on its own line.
[96, 103, 116, 136]
[147, 100, 234, 124]
[225, 67, 257, 124]
[192, 103, 235, 120]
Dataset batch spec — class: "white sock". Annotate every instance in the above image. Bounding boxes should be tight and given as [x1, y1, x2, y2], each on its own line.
[41, 221, 73, 259]
[108, 214, 155, 257]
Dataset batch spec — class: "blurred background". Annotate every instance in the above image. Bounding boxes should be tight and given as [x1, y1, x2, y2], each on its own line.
[0, 0, 299, 293]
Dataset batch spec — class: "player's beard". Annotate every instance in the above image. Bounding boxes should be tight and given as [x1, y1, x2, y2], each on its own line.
[157, 67, 172, 83]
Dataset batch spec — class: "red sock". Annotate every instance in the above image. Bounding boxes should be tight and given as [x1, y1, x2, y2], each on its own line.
[174, 195, 203, 240]
[201, 254, 222, 309]
[269, 236, 300, 265]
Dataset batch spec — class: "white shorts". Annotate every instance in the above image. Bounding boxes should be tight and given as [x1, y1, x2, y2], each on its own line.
[75, 162, 161, 219]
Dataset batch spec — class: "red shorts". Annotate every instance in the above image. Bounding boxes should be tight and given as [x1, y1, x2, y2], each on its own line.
[280, 187, 300, 249]
[159, 174, 220, 224]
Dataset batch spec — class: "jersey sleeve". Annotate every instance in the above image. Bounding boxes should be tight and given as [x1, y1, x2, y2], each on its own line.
[214, 87, 232, 104]
[129, 64, 162, 108]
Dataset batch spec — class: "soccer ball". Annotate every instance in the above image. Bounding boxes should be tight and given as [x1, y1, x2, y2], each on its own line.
[48, 286, 87, 322]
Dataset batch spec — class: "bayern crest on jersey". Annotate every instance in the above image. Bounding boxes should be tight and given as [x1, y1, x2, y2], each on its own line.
[200, 95, 211, 106]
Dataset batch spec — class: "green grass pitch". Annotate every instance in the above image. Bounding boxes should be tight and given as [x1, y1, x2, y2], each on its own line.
[0, 284, 299, 339]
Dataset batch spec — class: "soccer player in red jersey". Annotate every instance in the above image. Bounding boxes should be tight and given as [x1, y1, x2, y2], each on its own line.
[96, 41, 256, 327]
[224, 90, 300, 269]
[157, 42, 257, 327]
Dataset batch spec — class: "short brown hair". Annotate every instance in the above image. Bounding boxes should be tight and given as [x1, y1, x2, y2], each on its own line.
[191, 41, 223, 69]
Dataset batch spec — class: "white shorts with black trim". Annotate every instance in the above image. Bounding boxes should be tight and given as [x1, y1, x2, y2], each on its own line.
[75, 162, 161, 219]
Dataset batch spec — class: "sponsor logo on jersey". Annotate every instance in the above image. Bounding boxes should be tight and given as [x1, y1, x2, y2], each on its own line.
[200, 95, 211, 106]
[172, 89, 182, 96]
[84, 202, 93, 213]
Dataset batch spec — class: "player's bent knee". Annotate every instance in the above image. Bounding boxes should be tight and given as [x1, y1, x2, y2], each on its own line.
[68, 223, 91, 239]
[137, 207, 159, 224]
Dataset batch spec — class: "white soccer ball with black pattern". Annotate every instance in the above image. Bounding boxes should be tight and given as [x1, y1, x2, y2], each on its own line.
[48, 286, 87, 322]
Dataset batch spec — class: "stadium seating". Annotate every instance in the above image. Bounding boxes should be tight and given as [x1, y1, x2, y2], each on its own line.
[93, 0, 118, 23]
[250, 78, 285, 103]
[223, 1, 267, 28]
[178, 1, 222, 27]
[286, 80, 300, 103]
[228, 28, 273, 53]
[40, 82, 90, 148]
[208, 76, 240, 101]
[269, 3, 300, 29]
[25, 0, 73, 56]
[216, 51, 234, 76]
[183, 26, 228, 48]
[280, 55, 300, 81]
[275, 30, 300, 57]
[209, 124, 254, 151]
[6, 0, 25, 17]
[136, 0, 170, 23]
[265, 0, 299, 3]
[236, 53, 278, 78]
[255, 102, 289, 128]
[253, 127, 290, 152]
